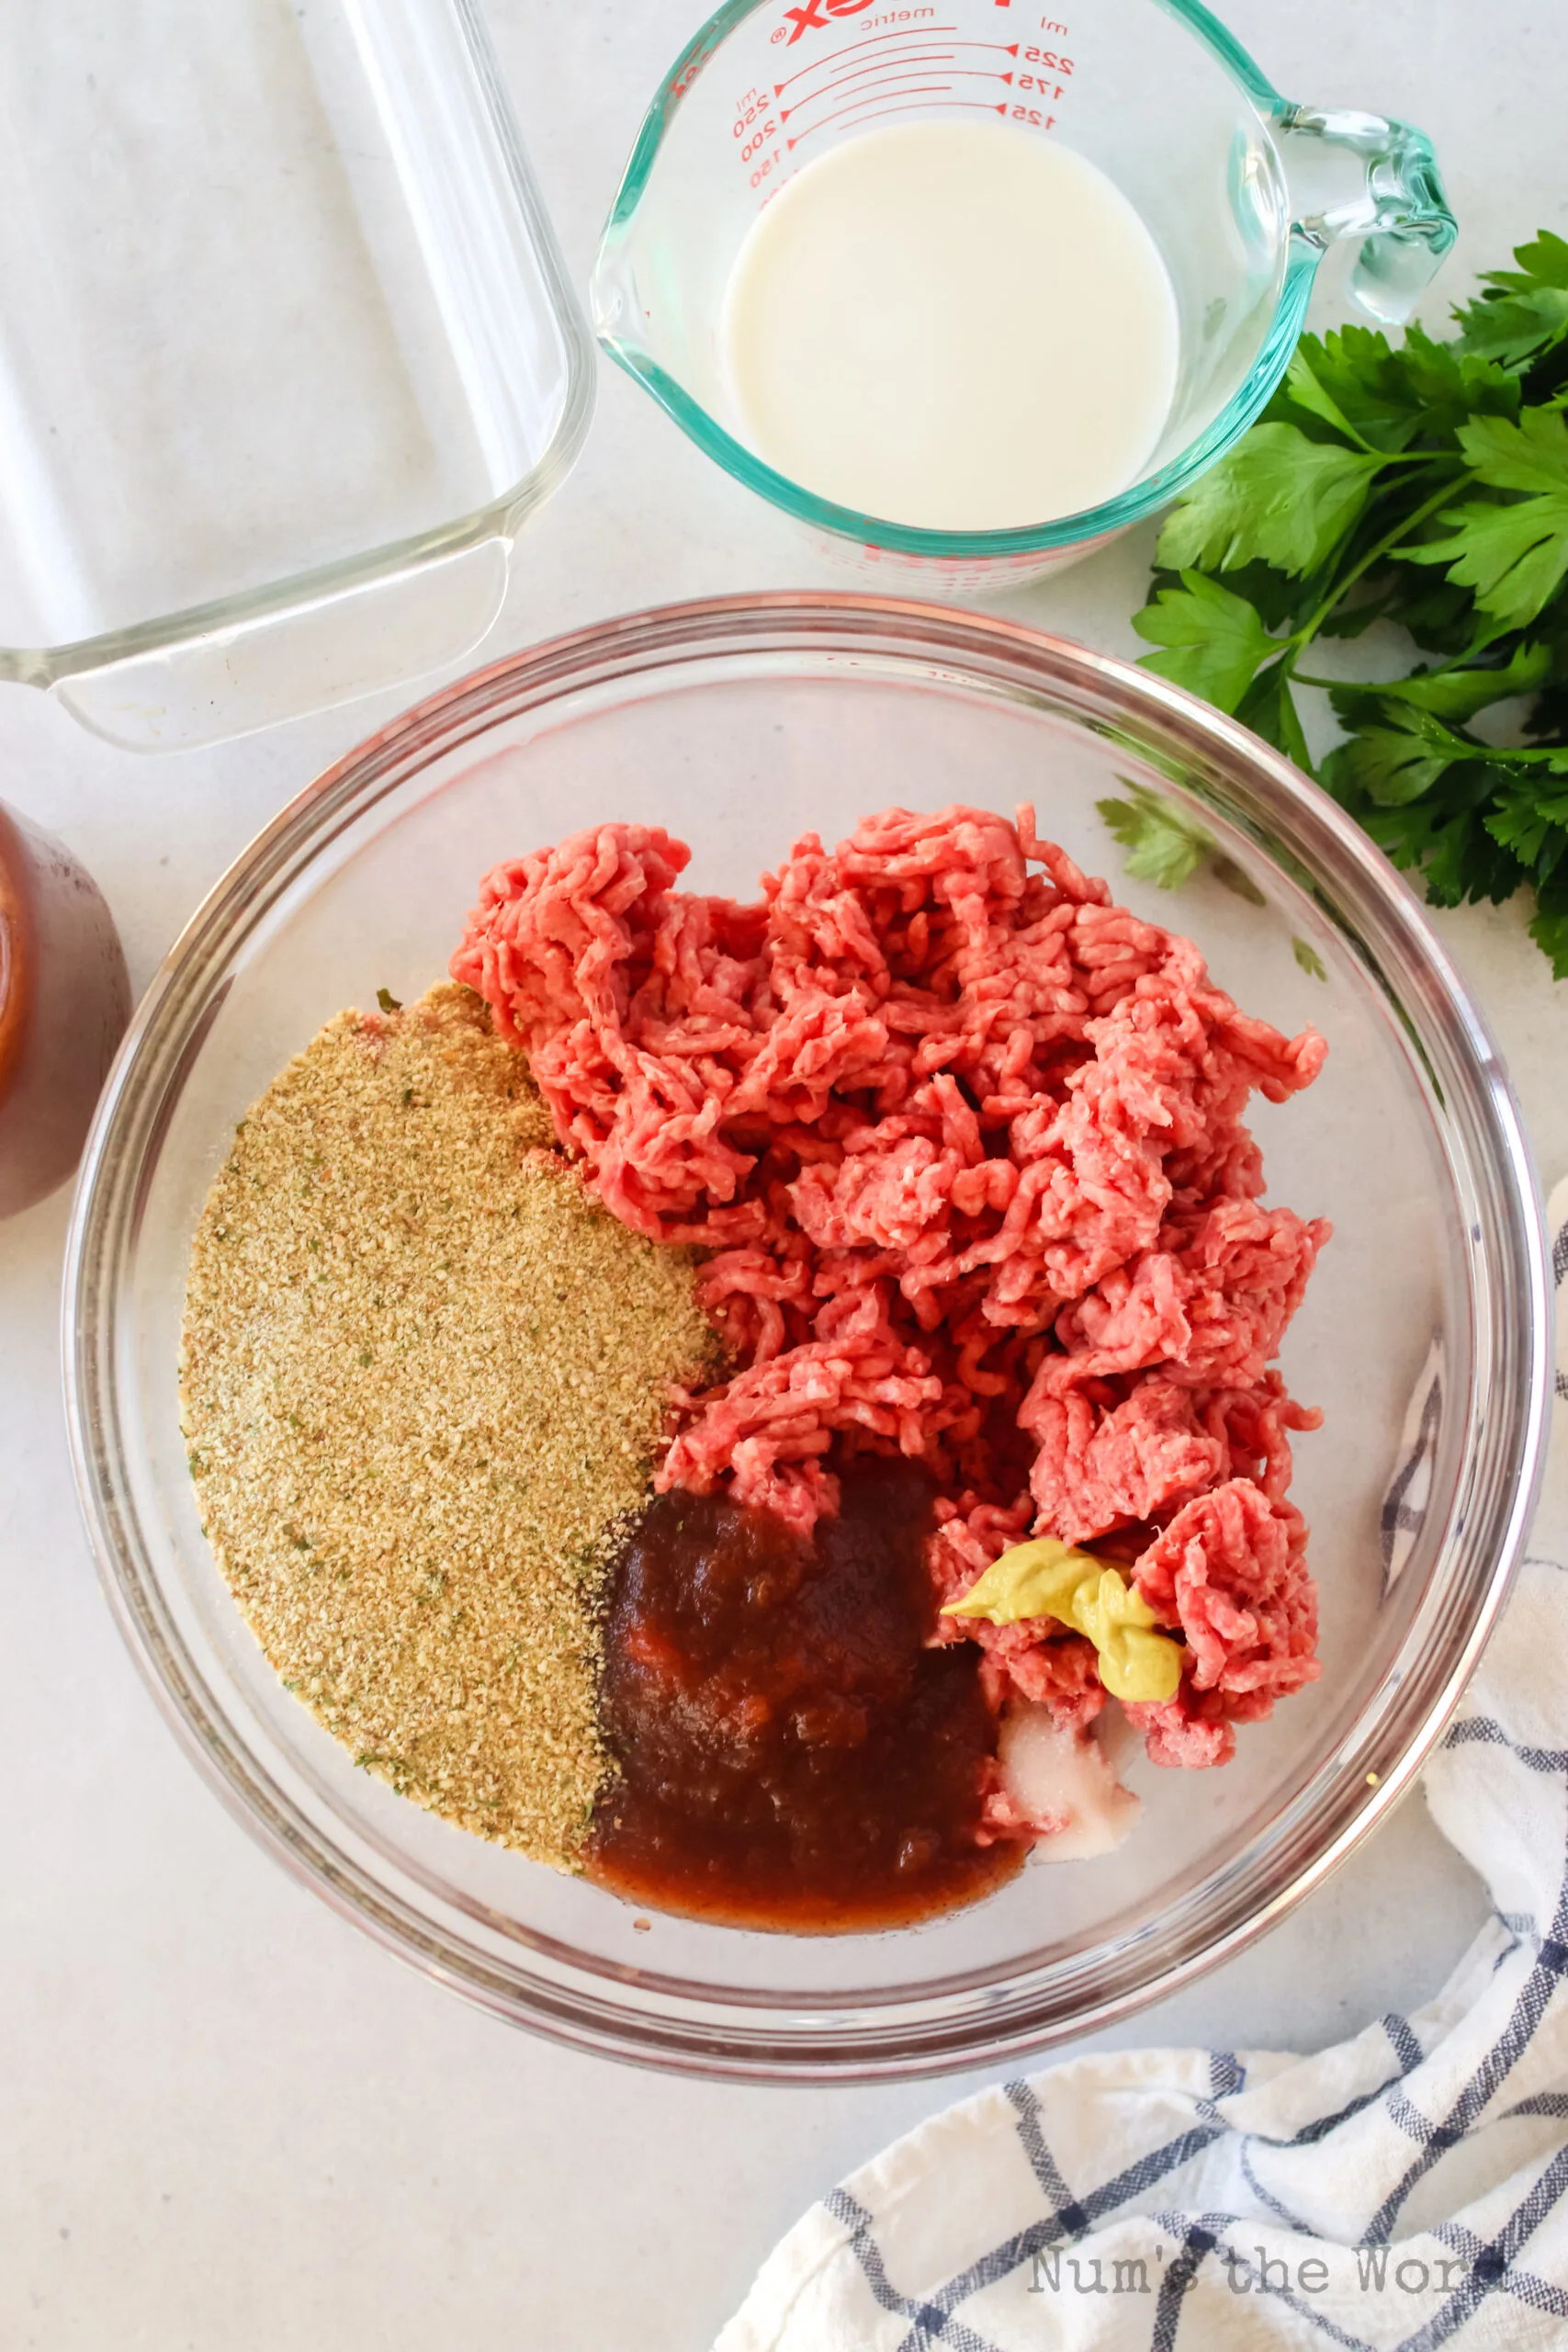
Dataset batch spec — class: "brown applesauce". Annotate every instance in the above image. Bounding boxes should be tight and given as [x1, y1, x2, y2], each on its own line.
[585, 1461, 1021, 1931]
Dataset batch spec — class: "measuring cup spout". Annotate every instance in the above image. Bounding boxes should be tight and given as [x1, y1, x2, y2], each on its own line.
[1273, 105, 1457, 326]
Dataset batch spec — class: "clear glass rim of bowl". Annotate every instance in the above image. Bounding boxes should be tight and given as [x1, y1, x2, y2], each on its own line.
[63, 593, 1551, 2083]
[590, 0, 1455, 560]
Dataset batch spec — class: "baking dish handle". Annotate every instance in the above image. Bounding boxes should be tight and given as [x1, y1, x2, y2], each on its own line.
[47, 539, 511, 753]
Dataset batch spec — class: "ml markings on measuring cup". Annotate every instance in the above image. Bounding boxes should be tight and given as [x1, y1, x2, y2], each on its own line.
[735, 21, 1049, 178]
[776, 44, 1017, 99]
[736, 11, 1075, 187]
[781, 68, 1017, 141]
[771, 25, 961, 88]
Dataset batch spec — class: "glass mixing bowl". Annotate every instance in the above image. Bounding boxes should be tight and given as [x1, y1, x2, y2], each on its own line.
[64, 594, 1551, 2083]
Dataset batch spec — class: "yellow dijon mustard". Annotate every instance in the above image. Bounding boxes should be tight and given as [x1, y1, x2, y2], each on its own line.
[941, 1536, 1182, 1704]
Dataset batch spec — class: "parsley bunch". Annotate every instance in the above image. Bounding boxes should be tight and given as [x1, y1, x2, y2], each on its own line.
[1126, 232, 1568, 976]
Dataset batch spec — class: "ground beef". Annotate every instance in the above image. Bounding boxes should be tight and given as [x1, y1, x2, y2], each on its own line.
[453, 805, 1328, 1770]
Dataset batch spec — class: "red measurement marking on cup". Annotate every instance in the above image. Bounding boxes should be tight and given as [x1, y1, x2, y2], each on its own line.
[735, 20, 1049, 184]
[771, 0, 963, 43]
[771, 25, 958, 88]
[1018, 41, 1073, 101]
[780, 51, 963, 103]
[774, 32, 1021, 92]
[781, 67, 1013, 126]
[778, 50, 1022, 106]
[787, 94, 1008, 148]
[738, 24, 956, 166]
[782, 81, 953, 136]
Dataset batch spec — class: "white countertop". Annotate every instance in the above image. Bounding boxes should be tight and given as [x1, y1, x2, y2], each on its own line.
[4, 4, 1566, 2346]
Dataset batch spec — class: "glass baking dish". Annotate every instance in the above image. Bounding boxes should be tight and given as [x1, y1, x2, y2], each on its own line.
[0, 0, 592, 752]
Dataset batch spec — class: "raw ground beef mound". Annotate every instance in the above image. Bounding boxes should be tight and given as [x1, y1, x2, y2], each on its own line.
[452, 806, 1329, 1770]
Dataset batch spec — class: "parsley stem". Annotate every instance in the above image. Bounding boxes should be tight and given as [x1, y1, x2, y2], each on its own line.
[1294, 640, 1509, 695]
[1450, 741, 1568, 765]
[1288, 474, 1469, 661]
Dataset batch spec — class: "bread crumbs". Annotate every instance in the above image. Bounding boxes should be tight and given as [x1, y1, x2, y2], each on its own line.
[178, 982, 716, 1869]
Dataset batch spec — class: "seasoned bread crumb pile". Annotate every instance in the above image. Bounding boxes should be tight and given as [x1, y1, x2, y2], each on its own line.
[179, 983, 714, 1868]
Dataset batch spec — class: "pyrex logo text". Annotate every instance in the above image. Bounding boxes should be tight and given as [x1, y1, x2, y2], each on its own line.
[779, 0, 876, 45]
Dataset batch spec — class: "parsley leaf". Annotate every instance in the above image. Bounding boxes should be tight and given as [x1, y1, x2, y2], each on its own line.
[1330, 639, 1554, 727]
[1235, 657, 1314, 775]
[1529, 891, 1568, 981]
[1399, 496, 1568, 631]
[1280, 345, 1379, 450]
[1131, 571, 1276, 711]
[1156, 425, 1385, 578]
[1096, 786, 1210, 889]
[1096, 786, 1265, 905]
[1480, 229, 1568, 295]
[1144, 558, 1315, 634]
[1454, 232, 1568, 371]
[1422, 783, 1528, 906]
[1331, 705, 1471, 805]
[1121, 224, 1568, 978]
[1458, 289, 1568, 369]
[1484, 776, 1568, 872]
[1460, 408, 1568, 493]
[1273, 327, 1419, 454]
[1398, 412, 1568, 629]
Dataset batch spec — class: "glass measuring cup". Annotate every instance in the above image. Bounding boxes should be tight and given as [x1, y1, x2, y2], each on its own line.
[591, 0, 1455, 592]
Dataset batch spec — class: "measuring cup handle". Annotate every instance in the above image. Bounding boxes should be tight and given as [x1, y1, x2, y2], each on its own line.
[1273, 104, 1457, 326]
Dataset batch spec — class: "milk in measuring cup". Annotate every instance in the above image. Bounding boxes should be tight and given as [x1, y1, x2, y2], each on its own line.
[722, 121, 1179, 532]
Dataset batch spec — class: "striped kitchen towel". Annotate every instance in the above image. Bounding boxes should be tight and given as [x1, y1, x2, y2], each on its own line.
[716, 1178, 1568, 2352]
